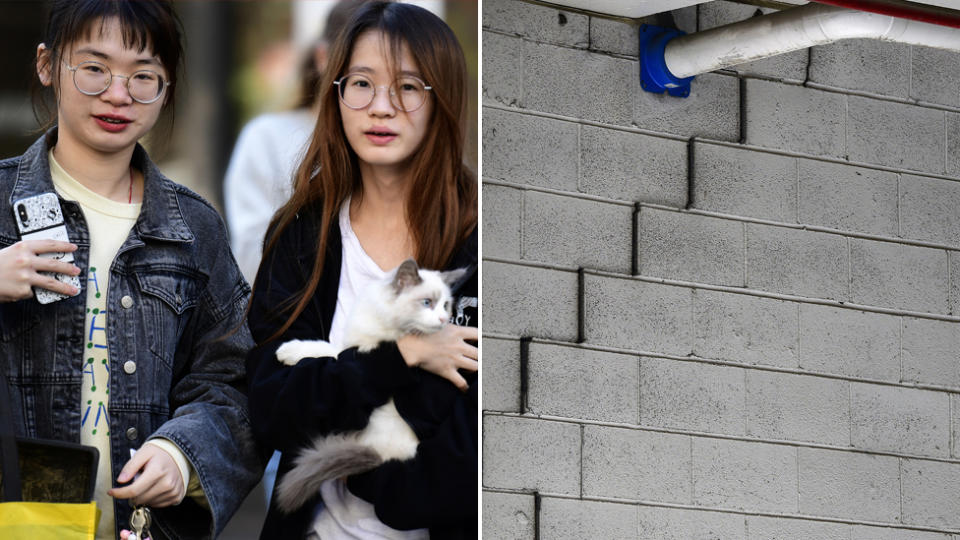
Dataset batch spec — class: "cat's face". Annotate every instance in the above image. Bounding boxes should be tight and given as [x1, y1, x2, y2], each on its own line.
[389, 259, 465, 334]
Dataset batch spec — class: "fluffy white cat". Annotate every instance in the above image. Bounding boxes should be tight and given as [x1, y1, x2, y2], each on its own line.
[273, 259, 465, 513]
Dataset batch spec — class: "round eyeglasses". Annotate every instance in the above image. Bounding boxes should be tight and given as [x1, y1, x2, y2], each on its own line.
[62, 59, 169, 104]
[334, 73, 432, 113]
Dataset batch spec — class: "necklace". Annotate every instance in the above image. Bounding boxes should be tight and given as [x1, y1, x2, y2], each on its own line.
[128, 168, 134, 204]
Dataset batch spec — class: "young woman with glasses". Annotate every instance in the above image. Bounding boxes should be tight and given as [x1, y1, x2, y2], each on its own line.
[0, 1, 260, 537]
[246, 2, 478, 538]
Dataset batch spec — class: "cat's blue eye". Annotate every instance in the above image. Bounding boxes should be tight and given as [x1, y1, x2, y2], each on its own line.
[422, 299, 432, 307]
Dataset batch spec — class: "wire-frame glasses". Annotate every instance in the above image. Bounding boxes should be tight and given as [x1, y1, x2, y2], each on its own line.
[62, 59, 169, 104]
[334, 73, 432, 112]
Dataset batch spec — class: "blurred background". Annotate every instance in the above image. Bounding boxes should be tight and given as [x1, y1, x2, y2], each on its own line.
[0, 0, 477, 213]
[0, 0, 477, 536]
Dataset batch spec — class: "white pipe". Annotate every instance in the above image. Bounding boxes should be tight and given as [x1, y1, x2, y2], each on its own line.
[663, 3, 960, 79]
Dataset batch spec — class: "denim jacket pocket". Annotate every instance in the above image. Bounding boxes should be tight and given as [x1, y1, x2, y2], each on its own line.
[134, 267, 205, 367]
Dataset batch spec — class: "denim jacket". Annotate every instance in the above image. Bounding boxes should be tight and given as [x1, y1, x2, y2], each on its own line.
[0, 131, 261, 539]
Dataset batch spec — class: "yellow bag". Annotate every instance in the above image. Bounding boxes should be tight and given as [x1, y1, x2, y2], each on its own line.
[1, 374, 100, 539]
[0, 501, 100, 540]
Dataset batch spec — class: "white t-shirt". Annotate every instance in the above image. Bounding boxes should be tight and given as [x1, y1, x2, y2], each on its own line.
[327, 198, 388, 349]
[309, 199, 428, 540]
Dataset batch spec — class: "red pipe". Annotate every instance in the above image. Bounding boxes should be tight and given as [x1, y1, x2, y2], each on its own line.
[808, 0, 960, 28]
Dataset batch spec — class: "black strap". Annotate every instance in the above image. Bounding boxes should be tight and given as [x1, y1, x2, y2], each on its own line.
[0, 370, 22, 501]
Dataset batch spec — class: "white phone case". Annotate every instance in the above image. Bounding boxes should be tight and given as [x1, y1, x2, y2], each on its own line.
[13, 193, 81, 304]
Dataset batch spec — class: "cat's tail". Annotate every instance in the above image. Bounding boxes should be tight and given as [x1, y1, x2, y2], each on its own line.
[274, 434, 384, 514]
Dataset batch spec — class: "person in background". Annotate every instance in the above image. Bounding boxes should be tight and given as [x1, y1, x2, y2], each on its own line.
[246, 1, 478, 537]
[224, 0, 376, 284]
[0, 0, 260, 537]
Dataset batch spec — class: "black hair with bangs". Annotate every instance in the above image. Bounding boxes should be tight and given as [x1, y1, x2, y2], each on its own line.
[33, 0, 183, 128]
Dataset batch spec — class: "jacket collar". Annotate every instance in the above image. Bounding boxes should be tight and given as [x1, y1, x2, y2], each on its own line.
[11, 128, 194, 243]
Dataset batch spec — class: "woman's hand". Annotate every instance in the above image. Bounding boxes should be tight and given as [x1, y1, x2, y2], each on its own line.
[397, 324, 478, 391]
[108, 444, 186, 508]
[0, 240, 79, 302]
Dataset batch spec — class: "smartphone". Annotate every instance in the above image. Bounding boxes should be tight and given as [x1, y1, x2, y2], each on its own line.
[12, 193, 81, 304]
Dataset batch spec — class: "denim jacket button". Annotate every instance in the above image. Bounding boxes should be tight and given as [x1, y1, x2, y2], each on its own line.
[126, 427, 138, 441]
[123, 361, 137, 374]
[121, 295, 134, 309]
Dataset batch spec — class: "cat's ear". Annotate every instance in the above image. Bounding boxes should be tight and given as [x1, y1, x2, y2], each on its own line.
[392, 259, 422, 293]
[439, 267, 468, 287]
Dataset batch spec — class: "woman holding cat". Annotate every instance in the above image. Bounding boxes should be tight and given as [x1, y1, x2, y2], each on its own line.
[245, 2, 478, 538]
[0, 0, 261, 538]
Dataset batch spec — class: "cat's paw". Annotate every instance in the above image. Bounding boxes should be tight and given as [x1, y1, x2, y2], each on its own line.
[276, 340, 308, 366]
[276, 339, 340, 366]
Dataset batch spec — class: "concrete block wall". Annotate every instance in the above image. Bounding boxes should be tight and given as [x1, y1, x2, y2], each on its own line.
[482, 0, 960, 537]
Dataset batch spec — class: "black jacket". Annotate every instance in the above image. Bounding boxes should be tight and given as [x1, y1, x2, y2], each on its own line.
[246, 203, 478, 539]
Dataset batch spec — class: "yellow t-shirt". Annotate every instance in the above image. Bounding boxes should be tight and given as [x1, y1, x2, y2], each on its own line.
[50, 151, 140, 539]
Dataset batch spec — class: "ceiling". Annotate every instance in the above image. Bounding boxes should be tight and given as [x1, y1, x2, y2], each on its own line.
[537, 0, 959, 19]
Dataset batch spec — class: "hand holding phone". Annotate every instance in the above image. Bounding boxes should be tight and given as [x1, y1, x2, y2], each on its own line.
[4, 193, 82, 303]
[0, 239, 81, 302]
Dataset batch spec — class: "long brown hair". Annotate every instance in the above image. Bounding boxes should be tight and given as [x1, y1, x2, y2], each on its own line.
[261, 1, 477, 341]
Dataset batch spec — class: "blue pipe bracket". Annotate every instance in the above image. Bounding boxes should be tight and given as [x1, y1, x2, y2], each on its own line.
[639, 24, 694, 98]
